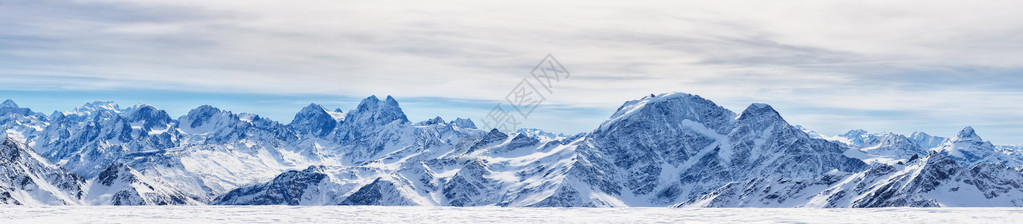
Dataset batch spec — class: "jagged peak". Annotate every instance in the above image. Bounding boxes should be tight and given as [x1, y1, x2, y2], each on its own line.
[190, 105, 222, 114]
[449, 118, 477, 129]
[736, 103, 786, 125]
[910, 131, 931, 138]
[610, 92, 696, 117]
[183, 105, 228, 120]
[344, 95, 409, 127]
[739, 103, 781, 118]
[185, 105, 224, 117]
[1, 99, 18, 108]
[299, 103, 328, 113]
[599, 92, 735, 132]
[384, 95, 400, 106]
[842, 129, 869, 137]
[179, 105, 236, 129]
[952, 126, 982, 142]
[484, 128, 509, 139]
[127, 104, 170, 119]
[416, 116, 446, 126]
[290, 103, 332, 124]
[358, 94, 378, 104]
[80, 101, 121, 111]
[65, 101, 122, 116]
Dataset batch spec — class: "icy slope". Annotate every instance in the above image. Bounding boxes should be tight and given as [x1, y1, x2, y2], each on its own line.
[0, 136, 86, 205]
[85, 163, 201, 205]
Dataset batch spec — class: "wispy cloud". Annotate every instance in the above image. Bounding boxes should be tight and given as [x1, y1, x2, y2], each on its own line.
[3, 0, 1023, 143]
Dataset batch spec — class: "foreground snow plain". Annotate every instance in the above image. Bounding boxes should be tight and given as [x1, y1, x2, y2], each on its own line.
[1, 206, 1020, 223]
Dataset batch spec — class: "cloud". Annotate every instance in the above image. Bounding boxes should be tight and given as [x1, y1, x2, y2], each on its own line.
[3, 0, 1023, 143]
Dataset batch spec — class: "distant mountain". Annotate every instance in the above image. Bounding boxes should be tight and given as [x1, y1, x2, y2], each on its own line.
[86, 163, 201, 205]
[1, 92, 1022, 207]
[678, 153, 1023, 207]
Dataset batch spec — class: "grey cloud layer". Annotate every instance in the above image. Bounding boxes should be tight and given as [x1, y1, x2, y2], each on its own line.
[3, 0, 1023, 143]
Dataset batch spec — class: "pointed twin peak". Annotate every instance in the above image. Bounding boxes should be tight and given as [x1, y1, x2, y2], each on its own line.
[344, 95, 409, 127]
[1, 99, 18, 108]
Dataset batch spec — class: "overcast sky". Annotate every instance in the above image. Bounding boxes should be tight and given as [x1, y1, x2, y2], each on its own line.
[3, 0, 1023, 143]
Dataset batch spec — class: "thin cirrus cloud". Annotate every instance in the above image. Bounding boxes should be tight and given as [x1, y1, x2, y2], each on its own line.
[2, 0, 1023, 143]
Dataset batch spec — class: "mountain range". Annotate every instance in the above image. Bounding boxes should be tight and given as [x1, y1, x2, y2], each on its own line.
[2, 93, 1022, 207]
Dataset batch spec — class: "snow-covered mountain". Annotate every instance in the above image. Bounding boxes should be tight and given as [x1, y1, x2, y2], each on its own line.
[816, 126, 1023, 169]
[0, 136, 86, 205]
[2, 92, 1023, 208]
[677, 153, 1023, 207]
[842, 132, 928, 165]
[936, 127, 1023, 168]
[86, 163, 201, 205]
[203, 93, 866, 207]
[0, 100, 48, 143]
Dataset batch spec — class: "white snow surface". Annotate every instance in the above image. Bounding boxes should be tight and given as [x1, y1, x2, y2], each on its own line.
[1, 206, 1022, 223]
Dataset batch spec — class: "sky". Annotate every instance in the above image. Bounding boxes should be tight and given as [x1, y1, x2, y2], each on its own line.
[2, 0, 1023, 143]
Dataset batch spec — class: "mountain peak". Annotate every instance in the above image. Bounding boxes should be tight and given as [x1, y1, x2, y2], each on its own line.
[740, 103, 780, 117]
[188, 105, 223, 117]
[66, 101, 122, 116]
[952, 126, 982, 142]
[126, 104, 172, 129]
[1, 99, 18, 108]
[449, 118, 477, 129]
[80, 101, 121, 111]
[294, 103, 329, 119]
[384, 95, 400, 105]
[842, 129, 869, 137]
[290, 103, 337, 136]
[344, 95, 409, 127]
[301, 103, 326, 112]
[416, 116, 446, 126]
[181, 105, 231, 129]
[737, 103, 785, 124]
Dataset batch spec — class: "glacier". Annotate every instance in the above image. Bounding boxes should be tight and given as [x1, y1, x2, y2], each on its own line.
[2, 92, 1023, 207]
